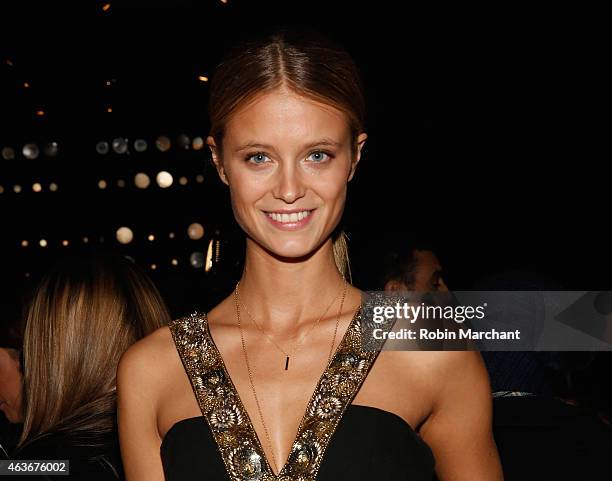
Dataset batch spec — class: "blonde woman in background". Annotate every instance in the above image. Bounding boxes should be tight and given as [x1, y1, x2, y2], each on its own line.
[12, 251, 171, 480]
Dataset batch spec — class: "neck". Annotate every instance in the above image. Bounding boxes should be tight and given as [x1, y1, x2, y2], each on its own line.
[236, 238, 348, 334]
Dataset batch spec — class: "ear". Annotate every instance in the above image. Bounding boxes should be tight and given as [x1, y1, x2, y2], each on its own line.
[207, 136, 229, 186]
[348, 132, 367, 182]
[384, 279, 408, 292]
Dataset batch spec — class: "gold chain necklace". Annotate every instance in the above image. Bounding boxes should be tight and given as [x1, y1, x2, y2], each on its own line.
[233, 279, 349, 474]
[235, 279, 346, 370]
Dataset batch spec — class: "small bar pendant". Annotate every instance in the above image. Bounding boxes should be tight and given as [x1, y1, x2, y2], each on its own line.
[285, 356, 289, 370]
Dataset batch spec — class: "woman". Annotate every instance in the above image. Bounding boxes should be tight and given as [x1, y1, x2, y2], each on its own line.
[118, 26, 503, 480]
[13, 251, 171, 480]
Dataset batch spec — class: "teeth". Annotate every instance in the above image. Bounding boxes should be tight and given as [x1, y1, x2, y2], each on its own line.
[267, 210, 311, 223]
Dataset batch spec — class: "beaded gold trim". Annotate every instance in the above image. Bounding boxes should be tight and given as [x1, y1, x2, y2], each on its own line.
[168, 304, 382, 481]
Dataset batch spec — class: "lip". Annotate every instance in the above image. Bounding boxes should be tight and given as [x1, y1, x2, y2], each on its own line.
[262, 208, 316, 231]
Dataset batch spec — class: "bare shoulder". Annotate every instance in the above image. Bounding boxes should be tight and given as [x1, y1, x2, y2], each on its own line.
[410, 351, 502, 480]
[426, 350, 488, 389]
[380, 350, 489, 413]
[119, 324, 174, 369]
[382, 349, 484, 380]
[409, 350, 485, 377]
[409, 350, 492, 430]
[117, 322, 182, 400]
[117, 322, 185, 481]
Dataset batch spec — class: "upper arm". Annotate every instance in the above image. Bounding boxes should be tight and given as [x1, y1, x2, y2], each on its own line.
[117, 330, 168, 481]
[419, 351, 504, 481]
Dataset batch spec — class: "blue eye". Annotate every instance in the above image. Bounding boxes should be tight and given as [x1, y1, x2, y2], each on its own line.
[245, 152, 270, 164]
[244, 150, 333, 164]
[307, 151, 331, 163]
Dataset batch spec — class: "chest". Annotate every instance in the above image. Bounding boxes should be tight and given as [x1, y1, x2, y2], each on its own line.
[158, 344, 432, 442]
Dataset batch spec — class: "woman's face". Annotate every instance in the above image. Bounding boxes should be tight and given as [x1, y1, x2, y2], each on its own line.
[208, 88, 367, 260]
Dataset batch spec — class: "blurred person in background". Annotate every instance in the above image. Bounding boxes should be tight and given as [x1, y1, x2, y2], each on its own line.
[11, 250, 171, 480]
[0, 326, 23, 425]
[376, 238, 449, 293]
[0, 279, 31, 457]
[0, 319, 24, 458]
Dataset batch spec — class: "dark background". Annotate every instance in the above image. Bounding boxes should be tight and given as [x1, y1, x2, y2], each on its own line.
[0, 0, 610, 454]
[0, 0, 608, 317]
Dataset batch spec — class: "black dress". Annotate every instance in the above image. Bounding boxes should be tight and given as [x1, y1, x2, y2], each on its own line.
[162, 307, 435, 481]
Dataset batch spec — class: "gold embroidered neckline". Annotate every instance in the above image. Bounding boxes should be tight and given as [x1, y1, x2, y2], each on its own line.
[169, 300, 381, 481]
[203, 306, 358, 477]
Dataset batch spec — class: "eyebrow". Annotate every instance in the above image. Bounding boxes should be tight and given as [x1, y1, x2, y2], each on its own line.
[234, 137, 342, 153]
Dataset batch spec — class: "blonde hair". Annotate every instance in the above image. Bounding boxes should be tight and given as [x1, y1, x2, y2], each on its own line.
[17, 251, 171, 452]
[332, 229, 352, 282]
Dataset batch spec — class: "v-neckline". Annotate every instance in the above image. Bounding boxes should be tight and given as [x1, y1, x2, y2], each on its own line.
[202, 302, 362, 478]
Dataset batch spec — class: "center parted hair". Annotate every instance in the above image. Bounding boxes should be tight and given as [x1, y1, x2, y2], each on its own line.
[207, 26, 367, 279]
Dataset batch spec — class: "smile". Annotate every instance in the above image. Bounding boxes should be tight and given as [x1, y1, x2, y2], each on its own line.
[262, 209, 316, 230]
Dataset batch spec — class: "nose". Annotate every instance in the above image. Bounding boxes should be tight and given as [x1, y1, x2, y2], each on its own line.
[273, 162, 305, 204]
